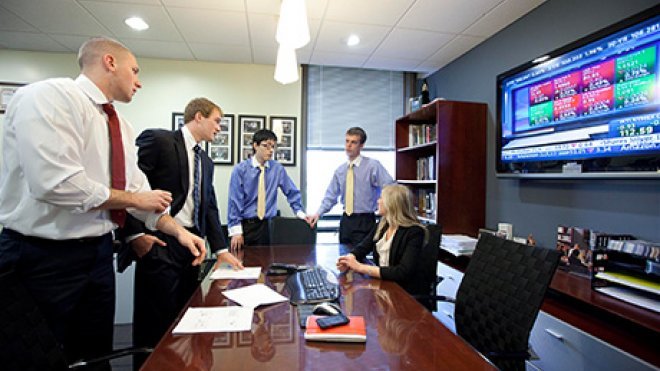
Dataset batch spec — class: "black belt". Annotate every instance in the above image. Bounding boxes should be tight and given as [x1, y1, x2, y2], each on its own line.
[243, 217, 268, 224]
[3, 228, 111, 246]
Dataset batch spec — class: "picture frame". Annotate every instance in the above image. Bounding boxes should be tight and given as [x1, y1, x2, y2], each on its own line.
[269, 116, 296, 166]
[0, 82, 26, 114]
[238, 115, 266, 162]
[206, 114, 235, 165]
[171, 112, 185, 131]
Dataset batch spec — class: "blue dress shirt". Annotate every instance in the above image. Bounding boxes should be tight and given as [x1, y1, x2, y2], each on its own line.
[317, 156, 394, 216]
[228, 157, 305, 235]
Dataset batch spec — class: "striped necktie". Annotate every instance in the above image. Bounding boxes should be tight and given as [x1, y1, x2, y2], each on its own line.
[193, 144, 202, 230]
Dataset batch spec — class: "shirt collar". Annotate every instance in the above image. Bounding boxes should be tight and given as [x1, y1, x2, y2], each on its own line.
[75, 74, 109, 105]
[251, 156, 270, 169]
[181, 125, 199, 152]
[348, 155, 363, 167]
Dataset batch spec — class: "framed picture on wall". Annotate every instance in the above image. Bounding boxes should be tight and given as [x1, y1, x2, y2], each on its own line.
[171, 112, 185, 131]
[269, 116, 296, 166]
[238, 115, 266, 162]
[0, 82, 26, 114]
[206, 114, 234, 165]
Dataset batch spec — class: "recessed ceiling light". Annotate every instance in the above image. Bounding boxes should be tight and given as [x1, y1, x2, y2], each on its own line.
[125, 17, 149, 31]
[346, 34, 360, 47]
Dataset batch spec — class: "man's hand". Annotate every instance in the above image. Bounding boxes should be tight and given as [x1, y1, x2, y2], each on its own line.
[133, 190, 172, 213]
[176, 229, 207, 266]
[130, 234, 166, 258]
[337, 253, 359, 273]
[306, 213, 320, 228]
[216, 251, 244, 270]
[230, 234, 244, 253]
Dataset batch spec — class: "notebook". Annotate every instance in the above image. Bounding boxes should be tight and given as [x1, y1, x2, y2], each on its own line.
[304, 315, 366, 343]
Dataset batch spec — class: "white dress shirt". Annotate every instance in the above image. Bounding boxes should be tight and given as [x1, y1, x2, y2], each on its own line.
[0, 74, 162, 239]
[175, 125, 200, 228]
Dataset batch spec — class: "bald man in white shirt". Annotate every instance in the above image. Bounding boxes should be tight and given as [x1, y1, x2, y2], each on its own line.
[0, 37, 206, 367]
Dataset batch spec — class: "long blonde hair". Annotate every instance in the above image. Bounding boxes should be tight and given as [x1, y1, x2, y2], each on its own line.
[375, 184, 425, 240]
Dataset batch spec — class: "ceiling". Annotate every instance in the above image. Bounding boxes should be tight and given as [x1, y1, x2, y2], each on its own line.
[0, 0, 545, 74]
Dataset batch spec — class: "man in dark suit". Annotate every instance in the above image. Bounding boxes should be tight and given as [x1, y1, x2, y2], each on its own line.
[122, 97, 242, 368]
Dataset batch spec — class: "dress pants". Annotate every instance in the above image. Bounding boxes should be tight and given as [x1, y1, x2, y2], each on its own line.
[241, 218, 271, 246]
[0, 229, 114, 370]
[132, 232, 200, 370]
[339, 213, 376, 246]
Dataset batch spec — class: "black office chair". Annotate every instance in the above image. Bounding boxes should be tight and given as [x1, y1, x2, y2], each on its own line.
[414, 223, 443, 311]
[269, 216, 317, 245]
[0, 269, 152, 370]
[429, 233, 560, 371]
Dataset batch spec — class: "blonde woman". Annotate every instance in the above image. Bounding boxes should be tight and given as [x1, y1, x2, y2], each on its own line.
[337, 184, 428, 296]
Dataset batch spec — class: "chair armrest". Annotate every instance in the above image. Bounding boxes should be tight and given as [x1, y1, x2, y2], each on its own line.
[69, 346, 153, 369]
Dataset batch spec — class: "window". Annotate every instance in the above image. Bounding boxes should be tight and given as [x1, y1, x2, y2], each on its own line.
[304, 65, 403, 216]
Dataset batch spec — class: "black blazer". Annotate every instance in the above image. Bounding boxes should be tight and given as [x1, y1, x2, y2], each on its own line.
[119, 129, 226, 270]
[351, 225, 427, 296]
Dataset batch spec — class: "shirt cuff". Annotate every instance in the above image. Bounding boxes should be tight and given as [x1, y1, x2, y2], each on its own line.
[145, 206, 170, 231]
[296, 210, 306, 219]
[228, 224, 243, 236]
[216, 248, 229, 255]
[125, 233, 145, 243]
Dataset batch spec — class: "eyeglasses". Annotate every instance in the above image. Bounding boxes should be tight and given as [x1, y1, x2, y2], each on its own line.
[259, 143, 277, 150]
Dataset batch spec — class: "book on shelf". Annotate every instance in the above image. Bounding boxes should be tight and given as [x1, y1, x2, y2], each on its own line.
[416, 156, 435, 180]
[304, 315, 366, 343]
[408, 124, 436, 147]
[412, 189, 436, 218]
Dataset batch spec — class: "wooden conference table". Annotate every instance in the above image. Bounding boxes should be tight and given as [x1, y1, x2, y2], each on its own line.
[141, 244, 496, 370]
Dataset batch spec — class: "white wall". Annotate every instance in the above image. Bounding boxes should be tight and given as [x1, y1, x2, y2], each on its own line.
[0, 49, 303, 221]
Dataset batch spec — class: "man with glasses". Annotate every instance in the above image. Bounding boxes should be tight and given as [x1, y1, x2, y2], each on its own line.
[228, 129, 312, 249]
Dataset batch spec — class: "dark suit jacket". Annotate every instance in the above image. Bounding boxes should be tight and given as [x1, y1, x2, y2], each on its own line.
[350, 225, 428, 296]
[119, 129, 226, 270]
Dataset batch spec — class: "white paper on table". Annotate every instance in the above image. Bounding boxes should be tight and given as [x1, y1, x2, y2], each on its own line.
[210, 266, 262, 280]
[222, 283, 288, 308]
[172, 306, 254, 334]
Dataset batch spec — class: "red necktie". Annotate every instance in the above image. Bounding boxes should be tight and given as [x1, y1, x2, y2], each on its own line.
[102, 103, 127, 227]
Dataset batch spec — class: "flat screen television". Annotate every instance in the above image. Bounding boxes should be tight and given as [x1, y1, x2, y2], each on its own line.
[496, 5, 660, 178]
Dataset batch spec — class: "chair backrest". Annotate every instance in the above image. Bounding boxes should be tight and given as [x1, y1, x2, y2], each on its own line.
[0, 270, 68, 370]
[454, 233, 560, 370]
[269, 217, 317, 245]
[417, 223, 443, 310]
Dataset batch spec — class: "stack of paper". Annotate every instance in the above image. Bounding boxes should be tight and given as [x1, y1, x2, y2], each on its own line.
[441, 234, 478, 256]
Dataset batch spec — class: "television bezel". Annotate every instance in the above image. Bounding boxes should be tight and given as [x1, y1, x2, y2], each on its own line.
[495, 4, 660, 179]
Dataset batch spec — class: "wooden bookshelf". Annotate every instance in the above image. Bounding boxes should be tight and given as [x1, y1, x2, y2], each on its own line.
[395, 100, 487, 236]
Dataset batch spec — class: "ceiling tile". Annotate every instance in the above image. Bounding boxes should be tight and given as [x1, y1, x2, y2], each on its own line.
[248, 13, 279, 46]
[373, 28, 453, 60]
[246, 0, 280, 15]
[363, 55, 423, 72]
[425, 34, 485, 66]
[2, 0, 110, 35]
[399, 0, 502, 33]
[162, 0, 244, 12]
[0, 7, 39, 32]
[0, 31, 69, 52]
[464, 0, 546, 37]
[189, 43, 252, 63]
[170, 8, 248, 45]
[121, 39, 194, 60]
[79, 1, 182, 41]
[325, 0, 414, 26]
[314, 21, 390, 55]
[89, 0, 161, 4]
[306, 0, 329, 20]
[308, 51, 368, 68]
[252, 44, 277, 65]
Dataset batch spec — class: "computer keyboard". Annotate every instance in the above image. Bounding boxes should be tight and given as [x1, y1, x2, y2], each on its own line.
[285, 266, 340, 305]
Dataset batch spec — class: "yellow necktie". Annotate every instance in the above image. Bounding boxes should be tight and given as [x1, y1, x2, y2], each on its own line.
[257, 165, 266, 220]
[345, 163, 354, 216]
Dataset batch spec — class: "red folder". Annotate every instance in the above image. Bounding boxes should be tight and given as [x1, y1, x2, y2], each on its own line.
[304, 315, 366, 343]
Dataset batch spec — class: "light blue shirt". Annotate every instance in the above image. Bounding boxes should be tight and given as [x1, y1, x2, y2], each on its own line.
[228, 157, 305, 235]
[317, 155, 394, 216]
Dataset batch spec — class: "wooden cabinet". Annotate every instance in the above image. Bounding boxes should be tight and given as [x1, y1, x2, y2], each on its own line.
[395, 100, 487, 235]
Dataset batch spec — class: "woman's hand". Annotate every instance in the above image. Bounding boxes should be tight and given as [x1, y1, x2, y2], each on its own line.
[337, 253, 361, 273]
